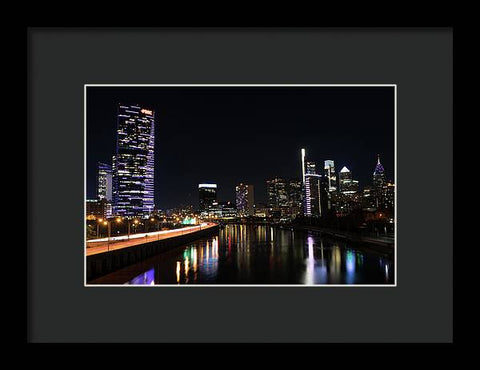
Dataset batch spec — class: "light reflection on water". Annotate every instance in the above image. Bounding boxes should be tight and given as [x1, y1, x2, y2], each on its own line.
[124, 224, 394, 285]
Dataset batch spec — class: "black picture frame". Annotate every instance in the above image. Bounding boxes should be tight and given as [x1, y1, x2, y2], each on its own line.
[27, 26, 453, 346]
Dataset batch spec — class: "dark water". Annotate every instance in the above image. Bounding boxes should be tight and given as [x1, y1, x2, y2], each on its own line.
[112, 224, 394, 285]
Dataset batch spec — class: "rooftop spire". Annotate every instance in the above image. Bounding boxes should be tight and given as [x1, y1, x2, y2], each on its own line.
[377, 154, 381, 165]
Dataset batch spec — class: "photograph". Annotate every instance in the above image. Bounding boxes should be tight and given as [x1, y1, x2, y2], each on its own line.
[85, 84, 396, 286]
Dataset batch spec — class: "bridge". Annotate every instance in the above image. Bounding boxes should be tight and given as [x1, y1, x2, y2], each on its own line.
[86, 222, 219, 282]
[86, 223, 216, 256]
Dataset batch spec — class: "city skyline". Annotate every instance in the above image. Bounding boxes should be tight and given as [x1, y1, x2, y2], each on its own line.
[86, 85, 396, 286]
[87, 86, 394, 209]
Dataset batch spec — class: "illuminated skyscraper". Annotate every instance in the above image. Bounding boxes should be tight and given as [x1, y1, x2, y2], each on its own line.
[339, 166, 359, 194]
[97, 162, 112, 201]
[383, 182, 395, 210]
[303, 161, 329, 217]
[362, 185, 376, 209]
[198, 183, 217, 212]
[287, 179, 303, 216]
[112, 104, 155, 217]
[324, 160, 337, 192]
[235, 183, 254, 216]
[304, 173, 321, 216]
[266, 177, 288, 209]
[373, 154, 386, 208]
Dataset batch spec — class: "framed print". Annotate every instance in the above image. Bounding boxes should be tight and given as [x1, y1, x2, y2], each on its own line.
[28, 27, 453, 344]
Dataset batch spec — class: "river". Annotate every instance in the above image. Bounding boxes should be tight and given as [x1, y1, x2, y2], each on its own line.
[93, 224, 394, 285]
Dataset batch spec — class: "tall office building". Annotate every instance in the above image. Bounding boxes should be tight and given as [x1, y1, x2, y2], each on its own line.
[287, 179, 303, 216]
[339, 166, 359, 194]
[362, 185, 376, 209]
[299, 150, 330, 217]
[198, 183, 217, 212]
[373, 154, 386, 208]
[304, 173, 321, 216]
[97, 162, 112, 201]
[235, 183, 254, 216]
[324, 160, 337, 192]
[112, 104, 155, 217]
[383, 182, 395, 210]
[303, 161, 329, 217]
[266, 177, 288, 209]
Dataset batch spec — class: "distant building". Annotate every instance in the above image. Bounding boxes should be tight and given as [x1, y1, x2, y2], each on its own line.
[253, 202, 269, 218]
[305, 161, 316, 175]
[362, 185, 376, 209]
[287, 179, 303, 217]
[304, 173, 321, 216]
[266, 177, 288, 209]
[97, 162, 112, 201]
[86, 198, 109, 219]
[198, 183, 217, 213]
[324, 160, 337, 192]
[383, 182, 395, 210]
[235, 183, 254, 216]
[112, 104, 155, 218]
[218, 201, 237, 218]
[302, 161, 329, 217]
[339, 166, 359, 194]
[373, 154, 386, 208]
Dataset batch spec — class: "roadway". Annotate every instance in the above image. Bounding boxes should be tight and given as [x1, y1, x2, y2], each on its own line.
[86, 223, 216, 256]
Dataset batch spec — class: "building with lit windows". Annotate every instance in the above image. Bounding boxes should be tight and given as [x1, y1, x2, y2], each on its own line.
[112, 104, 155, 218]
[287, 179, 303, 217]
[362, 185, 376, 209]
[235, 183, 254, 216]
[86, 198, 109, 219]
[218, 201, 237, 218]
[198, 183, 217, 213]
[266, 177, 288, 210]
[97, 162, 112, 201]
[373, 154, 386, 208]
[324, 160, 337, 192]
[302, 161, 329, 217]
[304, 173, 321, 216]
[339, 166, 359, 194]
[383, 182, 395, 210]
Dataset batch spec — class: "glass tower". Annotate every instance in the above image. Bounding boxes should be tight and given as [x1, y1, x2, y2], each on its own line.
[112, 104, 155, 218]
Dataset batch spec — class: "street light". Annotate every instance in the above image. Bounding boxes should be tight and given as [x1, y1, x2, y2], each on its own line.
[96, 218, 104, 238]
[103, 220, 111, 251]
[127, 219, 139, 240]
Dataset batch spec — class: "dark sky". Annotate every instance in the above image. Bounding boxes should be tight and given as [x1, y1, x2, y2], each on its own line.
[87, 86, 394, 209]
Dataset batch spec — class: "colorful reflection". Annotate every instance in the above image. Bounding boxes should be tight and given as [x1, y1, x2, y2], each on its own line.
[122, 224, 394, 285]
[176, 261, 181, 283]
[127, 268, 155, 285]
[304, 236, 315, 285]
[345, 250, 356, 284]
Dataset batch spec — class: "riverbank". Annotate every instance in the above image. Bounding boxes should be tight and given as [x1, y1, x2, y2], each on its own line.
[290, 225, 394, 255]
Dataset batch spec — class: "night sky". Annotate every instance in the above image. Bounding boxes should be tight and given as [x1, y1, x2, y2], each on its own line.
[87, 86, 394, 209]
